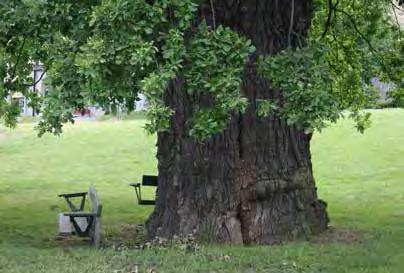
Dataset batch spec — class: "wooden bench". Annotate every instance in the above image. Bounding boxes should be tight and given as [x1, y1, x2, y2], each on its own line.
[129, 175, 158, 205]
[59, 187, 102, 247]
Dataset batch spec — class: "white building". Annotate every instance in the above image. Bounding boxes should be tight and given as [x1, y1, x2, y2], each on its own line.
[11, 61, 149, 117]
[12, 62, 46, 116]
[135, 93, 148, 111]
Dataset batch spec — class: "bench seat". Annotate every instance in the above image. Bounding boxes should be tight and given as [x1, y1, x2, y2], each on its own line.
[63, 211, 97, 217]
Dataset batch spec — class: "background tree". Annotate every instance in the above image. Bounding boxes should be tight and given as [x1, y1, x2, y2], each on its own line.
[0, 0, 402, 244]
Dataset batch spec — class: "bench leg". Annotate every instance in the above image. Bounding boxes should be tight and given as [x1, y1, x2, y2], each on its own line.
[134, 185, 141, 205]
[91, 218, 101, 248]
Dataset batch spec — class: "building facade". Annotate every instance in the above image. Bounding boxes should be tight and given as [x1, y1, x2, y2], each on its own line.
[12, 62, 46, 116]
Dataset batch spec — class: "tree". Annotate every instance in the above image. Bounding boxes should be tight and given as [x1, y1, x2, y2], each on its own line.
[0, 0, 402, 244]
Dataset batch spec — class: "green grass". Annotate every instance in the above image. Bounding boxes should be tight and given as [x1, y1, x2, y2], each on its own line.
[0, 120, 157, 246]
[1, 109, 404, 273]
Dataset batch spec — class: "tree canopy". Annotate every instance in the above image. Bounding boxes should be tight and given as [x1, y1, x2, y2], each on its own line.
[0, 0, 402, 139]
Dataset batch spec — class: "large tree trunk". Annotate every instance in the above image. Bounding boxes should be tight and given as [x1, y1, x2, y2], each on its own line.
[146, 0, 329, 244]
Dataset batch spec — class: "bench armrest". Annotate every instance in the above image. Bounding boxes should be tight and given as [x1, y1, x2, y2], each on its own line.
[128, 182, 141, 187]
[58, 192, 88, 198]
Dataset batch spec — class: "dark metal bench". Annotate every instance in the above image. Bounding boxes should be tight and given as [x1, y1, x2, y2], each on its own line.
[59, 187, 102, 247]
[129, 175, 158, 205]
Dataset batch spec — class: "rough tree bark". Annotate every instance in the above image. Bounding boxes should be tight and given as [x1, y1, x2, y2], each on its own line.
[146, 0, 329, 244]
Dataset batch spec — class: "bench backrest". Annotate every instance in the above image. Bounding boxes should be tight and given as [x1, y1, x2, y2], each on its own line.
[89, 187, 102, 217]
[142, 175, 158, 186]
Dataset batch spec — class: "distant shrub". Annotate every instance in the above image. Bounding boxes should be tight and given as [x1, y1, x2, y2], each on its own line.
[96, 111, 147, 122]
[18, 116, 40, 124]
[388, 87, 404, 108]
[121, 111, 147, 121]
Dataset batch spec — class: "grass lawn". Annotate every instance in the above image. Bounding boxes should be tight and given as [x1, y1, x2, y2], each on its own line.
[0, 109, 403, 273]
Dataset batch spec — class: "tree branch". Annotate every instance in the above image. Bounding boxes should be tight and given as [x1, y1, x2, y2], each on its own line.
[391, 1, 404, 10]
[335, 8, 375, 52]
[288, 0, 295, 47]
[23, 70, 46, 87]
[210, 0, 216, 29]
[335, 8, 393, 79]
[321, 0, 334, 38]
[391, 1, 403, 32]
[10, 37, 26, 82]
[321, 0, 341, 39]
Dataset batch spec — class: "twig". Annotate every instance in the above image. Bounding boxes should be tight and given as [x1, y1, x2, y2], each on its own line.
[336, 8, 375, 52]
[336, 8, 393, 78]
[321, 0, 334, 38]
[23, 70, 46, 87]
[391, 0, 404, 10]
[288, 0, 295, 47]
[391, 1, 403, 31]
[10, 37, 26, 82]
[321, 0, 341, 39]
[210, 0, 216, 29]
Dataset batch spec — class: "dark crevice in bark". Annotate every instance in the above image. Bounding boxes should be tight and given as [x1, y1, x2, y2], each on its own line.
[147, 0, 329, 245]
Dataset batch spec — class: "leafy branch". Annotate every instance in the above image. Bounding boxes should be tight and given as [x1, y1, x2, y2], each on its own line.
[321, 0, 341, 38]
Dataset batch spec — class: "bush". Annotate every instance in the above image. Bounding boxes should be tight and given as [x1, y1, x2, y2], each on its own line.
[389, 87, 404, 108]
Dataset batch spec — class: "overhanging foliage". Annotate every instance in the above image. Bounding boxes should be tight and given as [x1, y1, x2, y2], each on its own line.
[0, 0, 402, 139]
